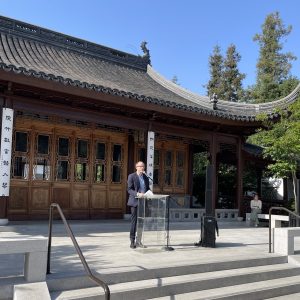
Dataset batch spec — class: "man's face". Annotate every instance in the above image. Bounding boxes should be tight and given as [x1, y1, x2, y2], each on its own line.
[136, 163, 145, 174]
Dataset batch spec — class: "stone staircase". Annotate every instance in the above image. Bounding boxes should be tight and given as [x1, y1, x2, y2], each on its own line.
[45, 255, 300, 300]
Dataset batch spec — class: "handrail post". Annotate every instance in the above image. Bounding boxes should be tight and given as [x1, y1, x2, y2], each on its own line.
[269, 208, 272, 253]
[47, 204, 54, 274]
[46, 203, 110, 300]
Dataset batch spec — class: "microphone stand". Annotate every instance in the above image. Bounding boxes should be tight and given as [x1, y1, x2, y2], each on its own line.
[163, 195, 174, 251]
[143, 172, 153, 182]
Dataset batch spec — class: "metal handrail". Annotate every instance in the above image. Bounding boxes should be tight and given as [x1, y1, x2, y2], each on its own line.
[47, 203, 110, 300]
[268, 206, 300, 253]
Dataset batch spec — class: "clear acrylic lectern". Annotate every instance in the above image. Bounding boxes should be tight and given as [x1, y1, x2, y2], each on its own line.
[137, 194, 173, 250]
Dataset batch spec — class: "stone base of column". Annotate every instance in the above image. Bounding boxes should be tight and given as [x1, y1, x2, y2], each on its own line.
[0, 196, 8, 225]
[0, 218, 8, 225]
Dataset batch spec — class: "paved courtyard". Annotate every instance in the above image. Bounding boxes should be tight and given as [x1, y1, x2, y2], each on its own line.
[1, 219, 294, 280]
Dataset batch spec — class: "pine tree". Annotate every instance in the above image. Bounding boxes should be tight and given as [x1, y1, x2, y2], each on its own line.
[222, 44, 245, 102]
[206, 45, 245, 101]
[206, 45, 224, 98]
[252, 12, 297, 103]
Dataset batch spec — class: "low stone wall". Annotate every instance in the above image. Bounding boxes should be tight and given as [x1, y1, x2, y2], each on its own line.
[0, 235, 48, 282]
[170, 209, 239, 222]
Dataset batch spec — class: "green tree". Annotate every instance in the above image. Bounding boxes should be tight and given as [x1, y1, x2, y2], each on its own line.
[252, 12, 297, 103]
[278, 76, 299, 97]
[250, 98, 300, 212]
[222, 44, 246, 102]
[206, 44, 245, 101]
[207, 45, 224, 98]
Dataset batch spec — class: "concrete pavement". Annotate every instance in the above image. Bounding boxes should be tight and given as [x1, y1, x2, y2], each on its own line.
[0, 220, 285, 279]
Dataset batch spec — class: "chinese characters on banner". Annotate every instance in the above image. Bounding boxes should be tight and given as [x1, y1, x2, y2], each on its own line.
[147, 131, 155, 190]
[0, 108, 14, 196]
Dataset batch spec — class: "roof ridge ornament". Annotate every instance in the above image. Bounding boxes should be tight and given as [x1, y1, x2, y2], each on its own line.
[210, 93, 218, 110]
[140, 41, 151, 65]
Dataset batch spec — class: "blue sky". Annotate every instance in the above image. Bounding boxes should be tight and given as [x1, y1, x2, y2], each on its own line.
[1, 0, 299, 95]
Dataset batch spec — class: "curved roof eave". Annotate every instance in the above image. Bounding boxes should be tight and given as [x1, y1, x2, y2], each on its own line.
[147, 65, 300, 119]
[0, 61, 257, 123]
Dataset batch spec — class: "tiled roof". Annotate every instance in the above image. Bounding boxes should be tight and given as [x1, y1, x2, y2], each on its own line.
[243, 143, 264, 157]
[0, 15, 299, 122]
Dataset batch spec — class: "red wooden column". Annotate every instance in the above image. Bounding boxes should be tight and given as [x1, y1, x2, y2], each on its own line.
[126, 134, 135, 214]
[236, 137, 243, 216]
[211, 133, 217, 212]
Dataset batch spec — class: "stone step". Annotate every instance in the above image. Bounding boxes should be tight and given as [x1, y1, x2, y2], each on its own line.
[13, 282, 51, 300]
[50, 262, 300, 300]
[0, 276, 25, 300]
[266, 292, 300, 299]
[149, 275, 300, 299]
[47, 255, 287, 292]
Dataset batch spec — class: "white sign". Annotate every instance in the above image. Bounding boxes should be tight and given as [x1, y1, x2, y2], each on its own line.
[0, 108, 14, 196]
[146, 131, 155, 190]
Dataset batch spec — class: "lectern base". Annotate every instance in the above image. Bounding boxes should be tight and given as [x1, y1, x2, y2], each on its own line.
[162, 246, 174, 251]
[136, 242, 147, 248]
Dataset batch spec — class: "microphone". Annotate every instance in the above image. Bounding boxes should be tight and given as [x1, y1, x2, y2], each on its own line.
[143, 171, 153, 182]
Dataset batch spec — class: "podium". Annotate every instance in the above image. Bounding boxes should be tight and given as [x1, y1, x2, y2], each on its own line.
[137, 194, 173, 251]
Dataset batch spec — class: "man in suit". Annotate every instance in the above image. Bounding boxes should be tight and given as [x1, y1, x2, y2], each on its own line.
[127, 161, 150, 249]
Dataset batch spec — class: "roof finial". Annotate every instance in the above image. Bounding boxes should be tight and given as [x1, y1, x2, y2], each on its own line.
[210, 93, 218, 110]
[140, 41, 151, 65]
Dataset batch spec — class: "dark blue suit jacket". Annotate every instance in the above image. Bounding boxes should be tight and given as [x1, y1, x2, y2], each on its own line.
[127, 172, 150, 207]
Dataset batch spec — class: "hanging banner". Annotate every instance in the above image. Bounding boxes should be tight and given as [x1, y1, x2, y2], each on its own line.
[0, 108, 14, 196]
[146, 131, 155, 190]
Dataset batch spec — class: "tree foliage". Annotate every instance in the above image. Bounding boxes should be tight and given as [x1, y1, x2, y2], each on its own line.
[207, 45, 224, 99]
[206, 44, 245, 101]
[250, 98, 300, 211]
[248, 11, 299, 186]
[222, 44, 246, 102]
[252, 12, 297, 103]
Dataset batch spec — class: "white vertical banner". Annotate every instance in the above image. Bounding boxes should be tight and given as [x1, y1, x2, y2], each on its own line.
[146, 131, 155, 190]
[0, 108, 14, 196]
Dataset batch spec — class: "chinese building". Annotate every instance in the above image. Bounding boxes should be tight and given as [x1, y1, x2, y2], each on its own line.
[0, 16, 299, 221]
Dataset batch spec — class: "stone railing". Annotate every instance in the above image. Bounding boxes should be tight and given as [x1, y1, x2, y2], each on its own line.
[170, 208, 239, 222]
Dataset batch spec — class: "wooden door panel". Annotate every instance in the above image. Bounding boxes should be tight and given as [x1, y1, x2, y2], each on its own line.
[9, 186, 28, 211]
[109, 189, 123, 208]
[12, 118, 129, 219]
[31, 187, 49, 209]
[91, 189, 106, 208]
[162, 187, 173, 194]
[173, 188, 185, 194]
[52, 188, 70, 209]
[72, 187, 89, 209]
